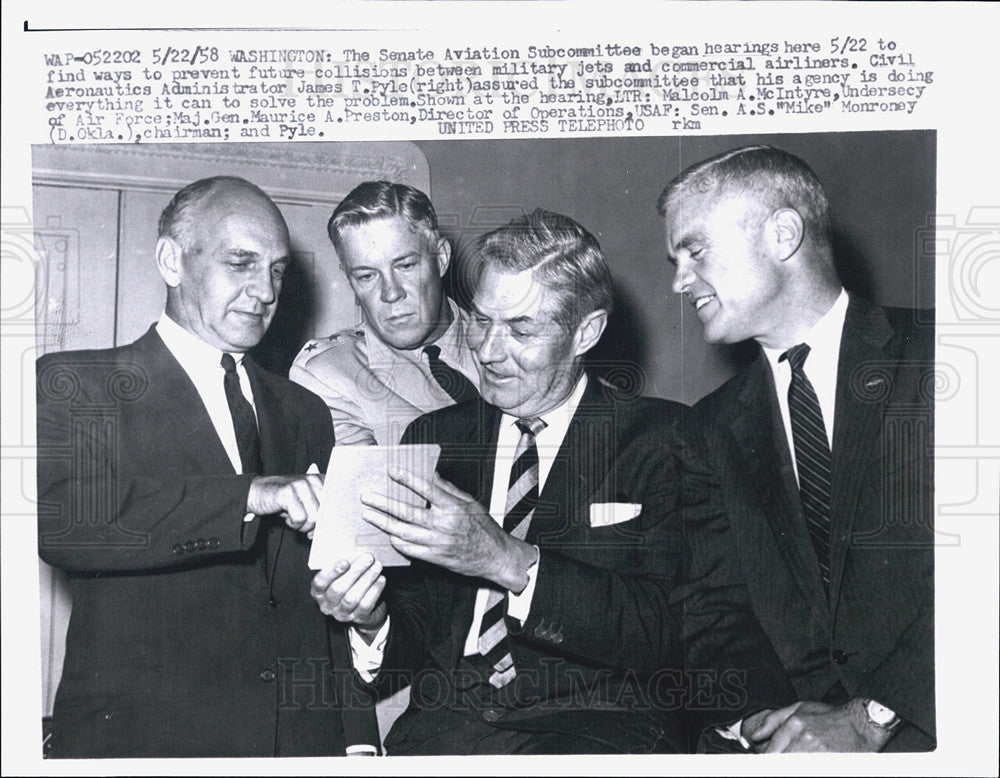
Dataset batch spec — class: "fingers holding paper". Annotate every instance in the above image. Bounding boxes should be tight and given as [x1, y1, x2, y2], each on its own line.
[246, 473, 324, 534]
[361, 468, 537, 593]
[311, 554, 388, 630]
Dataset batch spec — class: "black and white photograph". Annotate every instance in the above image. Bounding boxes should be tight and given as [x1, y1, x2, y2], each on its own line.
[31, 132, 935, 758]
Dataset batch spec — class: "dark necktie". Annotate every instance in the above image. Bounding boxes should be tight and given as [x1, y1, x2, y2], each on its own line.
[781, 343, 832, 596]
[221, 352, 262, 474]
[424, 344, 479, 405]
[477, 416, 546, 688]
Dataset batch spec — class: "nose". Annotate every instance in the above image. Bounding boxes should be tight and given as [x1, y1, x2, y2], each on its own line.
[473, 323, 505, 366]
[671, 257, 693, 295]
[248, 266, 278, 306]
[379, 271, 404, 303]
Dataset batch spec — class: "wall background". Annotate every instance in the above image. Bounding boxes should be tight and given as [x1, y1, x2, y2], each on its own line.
[415, 131, 935, 404]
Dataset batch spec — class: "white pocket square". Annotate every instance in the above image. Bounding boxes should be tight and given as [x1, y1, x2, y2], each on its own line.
[589, 502, 642, 527]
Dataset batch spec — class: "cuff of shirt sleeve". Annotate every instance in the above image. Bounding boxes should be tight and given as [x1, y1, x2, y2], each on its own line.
[348, 618, 390, 683]
[716, 718, 752, 750]
[506, 545, 540, 624]
[345, 744, 379, 756]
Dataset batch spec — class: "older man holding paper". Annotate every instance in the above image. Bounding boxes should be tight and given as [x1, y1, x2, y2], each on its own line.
[311, 209, 685, 755]
[37, 176, 377, 757]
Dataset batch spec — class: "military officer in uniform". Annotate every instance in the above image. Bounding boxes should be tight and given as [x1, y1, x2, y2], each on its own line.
[290, 181, 480, 446]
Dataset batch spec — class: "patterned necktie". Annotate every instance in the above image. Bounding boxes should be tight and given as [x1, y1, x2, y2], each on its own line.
[781, 343, 832, 596]
[221, 353, 262, 474]
[477, 416, 546, 688]
[424, 344, 479, 405]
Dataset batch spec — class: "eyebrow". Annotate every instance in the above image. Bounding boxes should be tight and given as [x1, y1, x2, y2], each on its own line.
[470, 305, 537, 327]
[347, 251, 421, 271]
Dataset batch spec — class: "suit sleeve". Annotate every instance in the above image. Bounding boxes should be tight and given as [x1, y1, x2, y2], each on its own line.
[863, 598, 934, 745]
[36, 355, 261, 573]
[670, 412, 797, 738]
[370, 564, 435, 699]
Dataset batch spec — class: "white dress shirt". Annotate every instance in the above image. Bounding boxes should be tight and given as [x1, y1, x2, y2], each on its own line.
[723, 290, 855, 743]
[761, 289, 848, 484]
[155, 314, 257, 476]
[351, 374, 590, 676]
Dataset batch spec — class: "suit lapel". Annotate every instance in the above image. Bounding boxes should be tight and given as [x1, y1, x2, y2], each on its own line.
[829, 297, 898, 606]
[244, 356, 301, 577]
[244, 356, 295, 475]
[727, 354, 829, 609]
[528, 378, 611, 546]
[134, 327, 236, 477]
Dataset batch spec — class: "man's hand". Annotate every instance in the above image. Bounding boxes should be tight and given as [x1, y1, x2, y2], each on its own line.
[360, 467, 536, 592]
[311, 554, 387, 635]
[247, 474, 324, 534]
[742, 698, 893, 752]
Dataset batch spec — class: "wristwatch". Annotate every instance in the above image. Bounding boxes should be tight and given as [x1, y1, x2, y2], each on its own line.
[863, 698, 901, 730]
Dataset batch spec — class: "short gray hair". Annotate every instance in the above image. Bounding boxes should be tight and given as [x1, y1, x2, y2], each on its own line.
[158, 176, 272, 253]
[657, 145, 832, 248]
[466, 208, 613, 334]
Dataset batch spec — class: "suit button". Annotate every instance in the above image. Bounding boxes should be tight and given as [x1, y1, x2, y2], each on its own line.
[172, 544, 184, 555]
[260, 668, 275, 682]
[482, 709, 500, 722]
[552, 632, 564, 644]
[196, 538, 207, 550]
[208, 537, 220, 549]
[832, 649, 849, 665]
[269, 596, 279, 608]
[184, 540, 195, 552]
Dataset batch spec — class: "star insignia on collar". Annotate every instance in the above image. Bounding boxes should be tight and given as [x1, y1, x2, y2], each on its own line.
[304, 342, 318, 352]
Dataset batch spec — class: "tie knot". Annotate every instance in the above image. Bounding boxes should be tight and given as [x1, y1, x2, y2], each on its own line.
[780, 343, 811, 372]
[516, 417, 546, 437]
[220, 352, 238, 374]
[423, 344, 441, 361]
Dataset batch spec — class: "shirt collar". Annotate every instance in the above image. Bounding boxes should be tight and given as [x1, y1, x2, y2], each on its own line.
[761, 288, 849, 371]
[499, 372, 589, 444]
[156, 313, 244, 373]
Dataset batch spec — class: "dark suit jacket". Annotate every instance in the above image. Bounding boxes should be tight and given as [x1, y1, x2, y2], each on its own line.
[377, 378, 686, 754]
[37, 327, 376, 757]
[675, 296, 935, 751]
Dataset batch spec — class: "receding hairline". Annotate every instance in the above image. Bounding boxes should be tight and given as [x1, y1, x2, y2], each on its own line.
[159, 176, 286, 249]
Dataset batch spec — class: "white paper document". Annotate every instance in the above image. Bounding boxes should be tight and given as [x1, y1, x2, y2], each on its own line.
[308, 444, 441, 569]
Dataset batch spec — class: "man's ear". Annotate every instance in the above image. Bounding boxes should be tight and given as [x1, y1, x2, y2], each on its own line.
[155, 236, 184, 288]
[573, 308, 609, 357]
[768, 208, 804, 262]
[434, 237, 452, 277]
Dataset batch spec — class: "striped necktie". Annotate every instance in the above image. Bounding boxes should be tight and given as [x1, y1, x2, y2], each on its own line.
[781, 343, 832, 596]
[477, 416, 546, 688]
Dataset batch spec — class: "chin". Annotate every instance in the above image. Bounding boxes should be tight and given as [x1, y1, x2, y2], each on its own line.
[224, 330, 265, 352]
[481, 385, 520, 414]
[382, 333, 426, 351]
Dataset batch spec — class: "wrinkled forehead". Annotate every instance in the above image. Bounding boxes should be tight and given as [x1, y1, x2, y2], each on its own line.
[472, 265, 557, 320]
[192, 187, 288, 245]
[336, 215, 433, 267]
